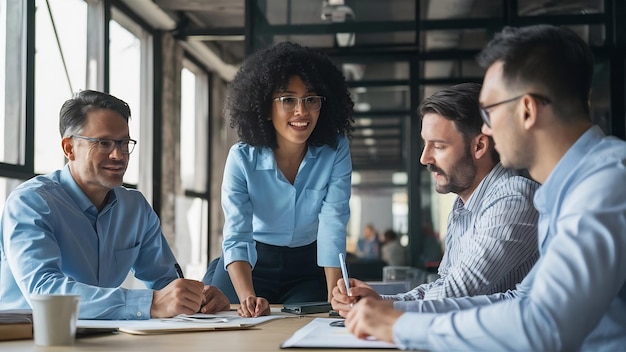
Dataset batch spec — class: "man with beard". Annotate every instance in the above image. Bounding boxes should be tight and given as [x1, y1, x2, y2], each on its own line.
[342, 25, 626, 351]
[0, 90, 229, 319]
[332, 83, 539, 309]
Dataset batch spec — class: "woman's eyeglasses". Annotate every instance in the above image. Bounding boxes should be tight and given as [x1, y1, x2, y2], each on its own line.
[273, 96, 325, 112]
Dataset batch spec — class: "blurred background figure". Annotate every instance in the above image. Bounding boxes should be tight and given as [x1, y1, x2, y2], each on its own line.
[421, 222, 443, 272]
[380, 229, 407, 266]
[355, 224, 380, 260]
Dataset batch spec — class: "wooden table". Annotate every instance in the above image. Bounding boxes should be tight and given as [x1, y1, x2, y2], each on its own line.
[1, 312, 388, 351]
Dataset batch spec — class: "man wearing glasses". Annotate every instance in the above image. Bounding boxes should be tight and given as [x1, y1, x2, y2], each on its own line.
[0, 90, 229, 319]
[343, 25, 626, 350]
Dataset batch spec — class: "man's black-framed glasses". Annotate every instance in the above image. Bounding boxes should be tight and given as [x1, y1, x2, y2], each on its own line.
[71, 135, 137, 154]
[480, 93, 551, 127]
[273, 95, 325, 112]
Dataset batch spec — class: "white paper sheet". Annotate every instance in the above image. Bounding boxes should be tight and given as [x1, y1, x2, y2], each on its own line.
[78, 310, 287, 335]
[281, 318, 397, 349]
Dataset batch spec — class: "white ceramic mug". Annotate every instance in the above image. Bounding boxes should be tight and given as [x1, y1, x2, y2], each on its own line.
[30, 294, 80, 346]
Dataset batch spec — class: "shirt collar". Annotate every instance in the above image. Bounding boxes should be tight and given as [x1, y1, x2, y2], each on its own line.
[461, 162, 507, 213]
[255, 145, 319, 170]
[534, 125, 605, 214]
[60, 164, 118, 213]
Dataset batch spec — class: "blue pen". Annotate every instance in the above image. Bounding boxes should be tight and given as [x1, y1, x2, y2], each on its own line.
[339, 253, 351, 297]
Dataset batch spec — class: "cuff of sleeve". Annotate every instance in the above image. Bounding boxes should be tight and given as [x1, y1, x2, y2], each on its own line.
[381, 294, 398, 301]
[125, 289, 152, 320]
[393, 300, 424, 312]
[223, 243, 257, 269]
[393, 312, 436, 350]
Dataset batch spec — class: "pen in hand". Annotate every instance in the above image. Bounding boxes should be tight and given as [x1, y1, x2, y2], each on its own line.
[339, 253, 351, 297]
[175, 263, 206, 312]
[174, 263, 185, 279]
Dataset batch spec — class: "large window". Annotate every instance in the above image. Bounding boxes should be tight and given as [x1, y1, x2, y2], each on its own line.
[176, 59, 210, 280]
[34, 0, 87, 174]
[1, 0, 26, 167]
[109, 8, 153, 197]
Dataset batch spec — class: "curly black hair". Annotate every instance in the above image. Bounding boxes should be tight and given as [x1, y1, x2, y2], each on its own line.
[225, 41, 354, 149]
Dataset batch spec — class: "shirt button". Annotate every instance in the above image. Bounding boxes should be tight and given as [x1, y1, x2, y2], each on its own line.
[136, 311, 142, 317]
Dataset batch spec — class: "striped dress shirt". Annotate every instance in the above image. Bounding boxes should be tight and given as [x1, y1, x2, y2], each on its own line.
[383, 163, 539, 301]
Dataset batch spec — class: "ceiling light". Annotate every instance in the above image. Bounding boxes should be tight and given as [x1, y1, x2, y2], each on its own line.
[359, 118, 372, 126]
[354, 102, 371, 112]
[321, 1, 355, 47]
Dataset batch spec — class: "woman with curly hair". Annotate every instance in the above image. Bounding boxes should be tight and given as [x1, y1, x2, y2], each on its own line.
[206, 42, 354, 317]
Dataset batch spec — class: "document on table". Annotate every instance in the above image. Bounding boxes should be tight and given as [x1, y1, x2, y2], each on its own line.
[281, 318, 397, 349]
[78, 310, 288, 335]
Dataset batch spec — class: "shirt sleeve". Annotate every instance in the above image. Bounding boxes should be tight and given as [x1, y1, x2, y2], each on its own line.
[316, 136, 351, 268]
[390, 168, 626, 351]
[424, 188, 538, 300]
[2, 189, 153, 320]
[221, 146, 257, 269]
[382, 283, 427, 301]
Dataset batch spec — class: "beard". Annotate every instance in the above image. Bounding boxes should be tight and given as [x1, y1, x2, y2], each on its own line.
[427, 146, 477, 195]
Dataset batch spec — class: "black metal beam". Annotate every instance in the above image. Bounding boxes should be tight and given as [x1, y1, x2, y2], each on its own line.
[183, 27, 245, 37]
[353, 124, 402, 130]
[353, 110, 411, 117]
[347, 79, 409, 88]
[608, 0, 626, 140]
[25, 0, 35, 173]
[352, 161, 405, 171]
[0, 163, 33, 181]
[152, 31, 163, 217]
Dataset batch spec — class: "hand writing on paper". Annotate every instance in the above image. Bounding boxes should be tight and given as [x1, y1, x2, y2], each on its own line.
[238, 295, 270, 317]
[151, 278, 204, 318]
[331, 277, 382, 318]
[345, 297, 402, 343]
[199, 285, 230, 313]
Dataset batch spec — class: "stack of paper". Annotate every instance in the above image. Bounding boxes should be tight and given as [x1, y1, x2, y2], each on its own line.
[78, 311, 286, 335]
[0, 309, 33, 341]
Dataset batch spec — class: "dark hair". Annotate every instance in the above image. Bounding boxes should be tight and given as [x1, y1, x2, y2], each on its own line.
[383, 229, 397, 241]
[476, 24, 594, 119]
[225, 41, 354, 149]
[59, 90, 131, 137]
[419, 83, 499, 163]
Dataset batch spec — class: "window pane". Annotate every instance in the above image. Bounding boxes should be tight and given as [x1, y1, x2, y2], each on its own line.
[34, 0, 87, 174]
[1, 0, 25, 165]
[0, 176, 26, 218]
[181, 68, 198, 190]
[180, 61, 208, 192]
[175, 196, 209, 280]
[109, 20, 142, 185]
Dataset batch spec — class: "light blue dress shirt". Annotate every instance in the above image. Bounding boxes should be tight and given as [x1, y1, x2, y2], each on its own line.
[221, 135, 351, 269]
[0, 165, 179, 319]
[391, 126, 626, 351]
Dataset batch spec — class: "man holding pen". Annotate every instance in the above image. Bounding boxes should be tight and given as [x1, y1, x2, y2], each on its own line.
[333, 83, 539, 310]
[341, 25, 626, 350]
[0, 90, 230, 319]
